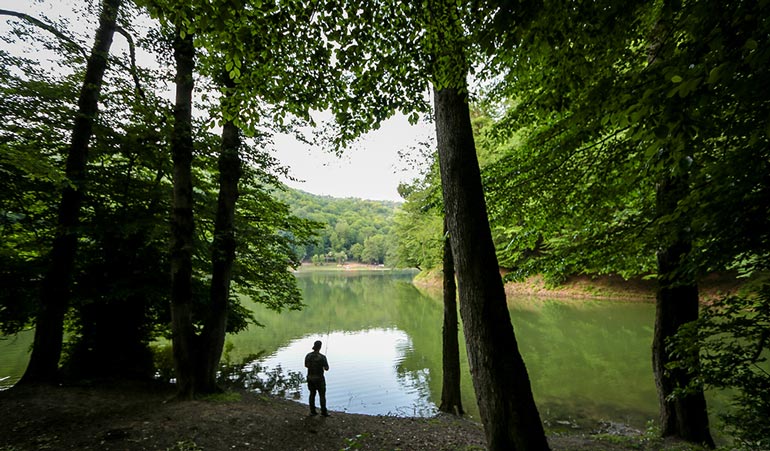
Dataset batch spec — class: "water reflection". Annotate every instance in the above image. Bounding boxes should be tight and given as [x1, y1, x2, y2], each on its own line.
[0, 330, 33, 389]
[240, 270, 661, 428]
[257, 329, 436, 416]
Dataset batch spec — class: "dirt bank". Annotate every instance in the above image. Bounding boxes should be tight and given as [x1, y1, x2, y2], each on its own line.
[415, 271, 750, 303]
[0, 383, 706, 451]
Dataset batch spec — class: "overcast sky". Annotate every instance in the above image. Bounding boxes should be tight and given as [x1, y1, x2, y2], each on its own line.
[274, 117, 434, 202]
[0, 0, 435, 202]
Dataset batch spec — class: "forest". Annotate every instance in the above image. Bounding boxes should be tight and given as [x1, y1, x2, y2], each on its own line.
[1, 0, 769, 450]
[273, 189, 400, 265]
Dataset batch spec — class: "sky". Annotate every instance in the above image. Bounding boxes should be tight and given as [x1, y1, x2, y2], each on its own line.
[0, 0, 435, 202]
[273, 117, 434, 202]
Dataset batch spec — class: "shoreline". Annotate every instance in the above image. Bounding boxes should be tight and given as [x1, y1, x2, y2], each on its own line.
[0, 383, 708, 451]
[413, 270, 754, 303]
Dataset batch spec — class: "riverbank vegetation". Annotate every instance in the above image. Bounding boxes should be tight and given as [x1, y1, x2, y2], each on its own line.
[1, 0, 769, 450]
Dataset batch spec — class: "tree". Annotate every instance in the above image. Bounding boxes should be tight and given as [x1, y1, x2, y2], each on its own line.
[433, 84, 549, 450]
[1, 0, 324, 391]
[196, 75, 242, 393]
[427, 1, 549, 448]
[0, 46, 75, 337]
[647, 4, 712, 443]
[439, 219, 463, 415]
[361, 235, 387, 264]
[478, 0, 768, 445]
[167, 23, 197, 398]
[15, 0, 123, 384]
[392, 173, 443, 271]
[141, 0, 360, 396]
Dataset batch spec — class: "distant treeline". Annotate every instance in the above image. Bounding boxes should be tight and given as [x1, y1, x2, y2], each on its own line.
[273, 189, 400, 265]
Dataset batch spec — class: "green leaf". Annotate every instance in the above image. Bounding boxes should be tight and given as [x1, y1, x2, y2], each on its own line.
[707, 65, 722, 84]
[671, 75, 683, 83]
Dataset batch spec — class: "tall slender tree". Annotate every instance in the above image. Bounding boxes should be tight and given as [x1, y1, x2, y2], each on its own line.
[168, 26, 197, 398]
[428, 2, 549, 448]
[439, 219, 463, 416]
[19, 0, 123, 384]
[197, 75, 242, 393]
[647, 3, 712, 444]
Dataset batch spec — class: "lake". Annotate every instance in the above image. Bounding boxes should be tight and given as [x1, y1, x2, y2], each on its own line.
[226, 269, 661, 428]
[1, 269, 663, 429]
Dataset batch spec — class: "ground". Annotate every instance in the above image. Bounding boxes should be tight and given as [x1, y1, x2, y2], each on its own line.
[0, 383, 709, 451]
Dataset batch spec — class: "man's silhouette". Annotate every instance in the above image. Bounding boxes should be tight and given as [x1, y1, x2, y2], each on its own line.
[304, 340, 330, 416]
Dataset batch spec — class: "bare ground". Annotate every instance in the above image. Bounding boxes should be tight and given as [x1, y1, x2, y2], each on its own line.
[0, 383, 707, 451]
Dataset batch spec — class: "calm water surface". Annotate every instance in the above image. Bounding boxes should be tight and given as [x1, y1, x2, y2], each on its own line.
[1, 269, 663, 429]
[227, 269, 660, 428]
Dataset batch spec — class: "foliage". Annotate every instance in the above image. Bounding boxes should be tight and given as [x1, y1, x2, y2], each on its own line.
[273, 189, 400, 266]
[0, 49, 73, 334]
[391, 159, 443, 271]
[217, 353, 304, 398]
[669, 284, 770, 449]
[481, 0, 770, 284]
[0, 2, 323, 378]
[340, 433, 371, 451]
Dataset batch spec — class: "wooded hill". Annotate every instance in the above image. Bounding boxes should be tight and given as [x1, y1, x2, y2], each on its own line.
[273, 189, 400, 266]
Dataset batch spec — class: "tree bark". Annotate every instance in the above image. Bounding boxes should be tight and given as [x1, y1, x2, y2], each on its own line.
[652, 175, 715, 447]
[646, 1, 714, 446]
[169, 29, 197, 399]
[434, 84, 550, 451]
[20, 0, 121, 385]
[439, 219, 463, 415]
[197, 78, 242, 393]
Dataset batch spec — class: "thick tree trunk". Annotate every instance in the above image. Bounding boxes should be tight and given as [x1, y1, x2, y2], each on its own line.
[169, 29, 197, 399]
[439, 219, 463, 415]
[652, 175, 714, 447]
[20, 0, 121, 385]
[646, 1, 714, 445]
[197, 85, 242, 393]
[434, 84, 550, 451]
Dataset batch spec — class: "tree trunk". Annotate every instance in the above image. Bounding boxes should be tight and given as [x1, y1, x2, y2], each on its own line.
[652, 175, 715, 447]
[434, 84, 550, 451]
[20, 0, 122, 385]
[439, 219, 463, 415]
[646, 1, 714, 445]
[169, 29, 197, 399]
[197, 80, 242, 393]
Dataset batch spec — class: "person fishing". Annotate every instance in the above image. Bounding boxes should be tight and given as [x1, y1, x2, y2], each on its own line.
[304, 340, 330, 416]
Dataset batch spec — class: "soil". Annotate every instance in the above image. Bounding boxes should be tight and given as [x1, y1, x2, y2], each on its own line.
[0, 382, 705, 451]
[414, 271, 751, 303]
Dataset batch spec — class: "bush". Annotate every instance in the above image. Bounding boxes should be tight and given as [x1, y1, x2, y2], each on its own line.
[669, 284, 770, 449]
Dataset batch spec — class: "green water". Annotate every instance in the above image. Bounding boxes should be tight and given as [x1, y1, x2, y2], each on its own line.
[226, 269, 660, 427]
[0, 330, 33, 388]
[0, 269, 663, 428]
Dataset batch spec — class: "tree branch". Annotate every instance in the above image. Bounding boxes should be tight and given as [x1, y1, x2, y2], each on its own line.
[114, 25, 146, 101]
[0, 9, 87, 58]
[1, 9, 147, 103]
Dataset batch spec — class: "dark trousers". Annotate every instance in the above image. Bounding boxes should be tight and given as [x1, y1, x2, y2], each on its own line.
[308, 377, 327, 414]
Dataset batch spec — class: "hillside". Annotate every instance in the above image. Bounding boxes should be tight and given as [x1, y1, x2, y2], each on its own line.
[274, 188, 401, 265]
